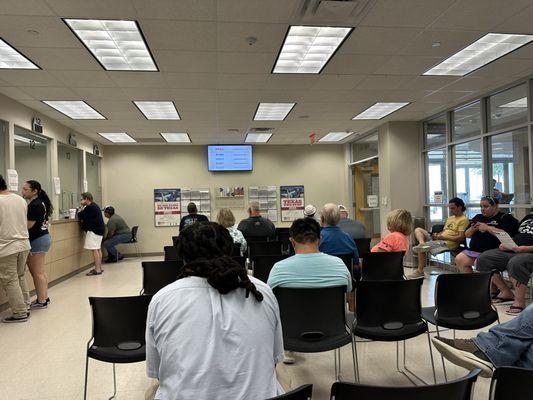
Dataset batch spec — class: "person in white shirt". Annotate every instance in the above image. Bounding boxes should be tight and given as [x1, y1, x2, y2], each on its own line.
[146, 222, 284, 400]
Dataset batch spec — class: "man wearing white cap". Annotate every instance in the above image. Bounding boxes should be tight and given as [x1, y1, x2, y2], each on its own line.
[303, 204, 319, 221]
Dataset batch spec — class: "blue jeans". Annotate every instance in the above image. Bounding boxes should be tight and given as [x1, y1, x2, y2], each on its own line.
[474, 303, 533, 369]
[103, 233, 132, 259]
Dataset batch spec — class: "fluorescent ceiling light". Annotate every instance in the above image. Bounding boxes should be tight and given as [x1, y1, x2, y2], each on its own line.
[0, 38, 39, 69]
[63, 19, 157, 71]
[273, 25, 353, 74]
[352, 102, 409, 120]
[319, 132, 353, 142]
[160, 132, 191, 143]
[423, 33, 533, 76]
[499, 97, 527, 108]
[245, 133, 272, 143]
[98, 132, 136, 143]
[133, 101, 180, 120]
[42, 100, 105, 119]
[254, 103, 296, 120]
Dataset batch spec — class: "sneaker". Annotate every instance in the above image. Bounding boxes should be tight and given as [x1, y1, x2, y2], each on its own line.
[412, 244, 431, 253]
[432, 337, 494, 378]
[117, 254, 124, 261]
[30, 298, 50, 310]
[104, 258, 118, 264]
[283, 351, 295, 365]
[2, 313, 29, 323]
[408, 270, 425, 279]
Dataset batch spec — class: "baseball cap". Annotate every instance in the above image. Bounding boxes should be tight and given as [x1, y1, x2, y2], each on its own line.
[304, 204, 317, 217]
[103, 206, 115, 214]
[338, 205, 348, 212]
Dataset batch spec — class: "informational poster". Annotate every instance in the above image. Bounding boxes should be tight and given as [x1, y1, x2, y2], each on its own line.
[6, 169, 18, 192]
[367, 195, 378, 208]
[280, 185, 305, 222]
[154, 188, 181, 227]
[434, 191, 443, 204]
[181, 188, 211, 221]
[216, 186, 244, 197]
[53, 177, 61, 195]
[249, 185, 277, 222]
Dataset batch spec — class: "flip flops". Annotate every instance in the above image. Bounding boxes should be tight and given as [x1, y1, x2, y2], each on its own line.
[86, 269, 103, 276]
[505, 305, 525, 316]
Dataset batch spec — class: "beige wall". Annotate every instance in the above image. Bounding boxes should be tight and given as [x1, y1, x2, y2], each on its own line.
[103, 144, 349, 253]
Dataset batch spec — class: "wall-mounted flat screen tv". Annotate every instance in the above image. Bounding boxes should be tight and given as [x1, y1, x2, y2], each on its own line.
[207, 145, 253, 171]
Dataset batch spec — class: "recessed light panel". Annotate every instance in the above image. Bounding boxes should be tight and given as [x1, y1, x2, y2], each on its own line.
[64, 19, 157, 71]
[352, 102, 410, 120]
[0, 38, 39, 69]
[160, 133, 191, 143]
[423, 33, 533, 76]
[319, 132, 354, 142]
[245, 133, 272, 143]
[273, 26, 353, 74]
[254, 103, 296, 120]
[134, 101, 180, 120]
[98, 132, 136, 143]
[42, 101, 105, 119]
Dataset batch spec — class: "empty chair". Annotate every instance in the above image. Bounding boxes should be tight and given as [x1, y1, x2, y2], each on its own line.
[489, 366, 533, 400]
[421, 272, 499, 381]
[84, 295, 152, 400]
[249, 240, 283, 257]
[353, 279, 436, 384]
[330, 369, 480, 400]
[141, 261, 182, 295]
[251, 254, 289, 283]
[268, 384, 313, 400]
[354, 238, 371, 257]
[361, 251, 405, 281]
[274, 286, 355, 381]
[172, 235, 179, 247]
[164, 245, 179, 262]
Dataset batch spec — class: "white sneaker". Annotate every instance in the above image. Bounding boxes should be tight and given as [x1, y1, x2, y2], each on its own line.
[283, 351, 295, 364]
[408, 270, 425, 279]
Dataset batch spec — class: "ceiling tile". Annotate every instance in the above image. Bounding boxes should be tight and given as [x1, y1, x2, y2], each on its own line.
[325, 54, 391, 75]
[48, 71, 118, 88]
[0, 70, 63, 86]
[217, 22, 287, 52]
[0, 0, 54, 16]
[217, 0, 300, 23]
[0, 86, 33, 100]
[140, 20, 216, 51]
[152, 50, 217, 73]
[71, 87, 128, 101]
[309, 75, 365, 91]
[21, 86, 78, 100]
[45, 0, 139, 19]
[0, 16, 80, 48]
[217, 52, 275, 74]
[341, 27, 422, 55]
[396, 76, 459, 91]
[19, 47, 101, 70]
[133, 0, 216, 21]
[109, 72, 217, 89]
[374, 55, 444, 75]
[216, 74, 268, 90]
[355, 75, 413, 90]
[398, 30, 485, 57]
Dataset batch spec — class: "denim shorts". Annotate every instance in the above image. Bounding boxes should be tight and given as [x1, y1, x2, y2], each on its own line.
[30, 233, 51, 254]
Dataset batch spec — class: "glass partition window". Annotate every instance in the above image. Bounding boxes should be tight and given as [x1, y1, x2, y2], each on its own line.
[58, 143, 81, 216]
[424, 114, 446, 149]
[488, 84, 528, 131]
[489, 128, 529, 204]
[86, 153, 102, 207]
[14, 126, 50, 194]
[0, 120, 6, 177]
[454, 140, 483, 204]
[352, 132, 378, 162]
[426, 149, 447, 204]
[452, 101, 481, 141]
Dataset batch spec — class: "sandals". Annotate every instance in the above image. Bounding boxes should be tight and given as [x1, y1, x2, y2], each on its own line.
[86, 269, 103, 276]
[505, 305, 525, 316]
[492, 296, 514, 304]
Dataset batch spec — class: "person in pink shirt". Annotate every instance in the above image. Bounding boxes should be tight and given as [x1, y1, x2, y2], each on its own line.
[371, 209, 412, 253]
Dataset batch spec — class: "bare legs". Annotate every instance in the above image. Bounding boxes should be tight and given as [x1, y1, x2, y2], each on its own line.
[454, 252, 475, 273]
[414, 228, 429, 273]
[27, 252, 48, 302]
[92, 249, 103, 273]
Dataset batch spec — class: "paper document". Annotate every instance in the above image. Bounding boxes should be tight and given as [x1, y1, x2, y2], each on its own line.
[494, 231, 518, 250]
[6, 169, 18, 191]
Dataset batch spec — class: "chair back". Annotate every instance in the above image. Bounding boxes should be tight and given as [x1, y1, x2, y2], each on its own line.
[141, 261, 182, 295]
[89, 295, 152, 348]
[231, 242, 241, 256]
[131, 226, 139, 242]
[164, 246, 180, 262]
[361, 252, 404, 281]
[334, 253, 358, 282]
[434, 272, 497, 329]
[330, 369, 480, 400]
[354, 238, 371, 257]
[268, 384, 313, 400]
[276, 227, 292, 250]
[355, 279, 423, 330]
[490, 366, 533, 400]
[251, 254, 290, 283]
[232, 256, 247, 269]
[172, 235, 179, 247]
[249, 240, 283, 257]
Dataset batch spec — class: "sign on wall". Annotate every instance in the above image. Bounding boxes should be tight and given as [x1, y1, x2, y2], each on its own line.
[280, 185, 305, 222]
[249, 185, 278, 222]
[154, 188, 181, 227]
[181, 188, 211, 221]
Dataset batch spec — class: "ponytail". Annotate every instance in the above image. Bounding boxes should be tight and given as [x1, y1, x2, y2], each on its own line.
[26, 180, 53, 218]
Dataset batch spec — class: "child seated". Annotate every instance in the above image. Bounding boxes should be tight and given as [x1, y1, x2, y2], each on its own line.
[371, 209, 412, 253]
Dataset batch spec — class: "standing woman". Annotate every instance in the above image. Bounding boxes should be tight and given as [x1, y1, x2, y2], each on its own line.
[22, 180, 53, 309]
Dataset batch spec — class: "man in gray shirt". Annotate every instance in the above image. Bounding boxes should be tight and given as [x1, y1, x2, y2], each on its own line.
[338, 205, 366, 240]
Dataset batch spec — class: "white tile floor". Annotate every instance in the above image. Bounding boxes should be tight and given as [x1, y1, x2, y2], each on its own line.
[0, 258, 518, 400]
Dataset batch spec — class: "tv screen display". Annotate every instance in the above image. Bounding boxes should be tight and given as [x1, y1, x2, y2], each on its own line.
[208, 145, 253, 171]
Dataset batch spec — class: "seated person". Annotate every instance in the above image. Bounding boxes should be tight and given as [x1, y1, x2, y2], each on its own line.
[409, 197, 469, 279]
[432, 302, 533, 377]
[146, 222, 283, 399]
[237, 201, 276, 240]
[338, 204, 366, 241]
[455, 196, 519, 273]
[179, 202, 208, 232]
[102, 206, 132, 263]
[303, 204, 318, 221]
[216, 208, 247, 256]
[268, 218, 352, 364]
[476, 211, 533, 315]
[371, 209, 412, 253]
[319, 203, 359, 266]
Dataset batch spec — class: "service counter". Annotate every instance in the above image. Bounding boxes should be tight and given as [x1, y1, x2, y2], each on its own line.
[0, 219, 93, 308]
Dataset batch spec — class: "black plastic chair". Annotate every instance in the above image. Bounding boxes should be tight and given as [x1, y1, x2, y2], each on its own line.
[84, 295, 152, 400]
[119, 225, 140, 258]
[335, 252, 359, 282]
[421, 272, 499, 381]
[268, 384, 313, 399]
[276, 227, 292, 253]
[489, 366, 533, 400]
[231, 242, 242, 256]
[172, 235, 179, 247]
[251, 254, 290, 283]
[330, 369, 480, 400]
[274, 286, 355, 381]
[249, 240, 283, 257]
[140, 261, 182, 295]
[164, 245, 180, 262]
[354, 238, 371, 257]
[353, 279, 436, 384]
[361, 251, 405, 281]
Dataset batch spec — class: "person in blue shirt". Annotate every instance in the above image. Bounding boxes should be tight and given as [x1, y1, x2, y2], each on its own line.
[319, 203, 359, 266]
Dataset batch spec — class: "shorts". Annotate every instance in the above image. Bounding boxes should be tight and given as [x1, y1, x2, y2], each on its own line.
[422, 231, 451, 255]
[30, 233, 51, 254]
[84, 231, 103, 250]
[462, 249, 481, 259]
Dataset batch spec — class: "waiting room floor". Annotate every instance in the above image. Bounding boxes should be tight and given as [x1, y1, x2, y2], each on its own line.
[0, 257, 521, 400]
